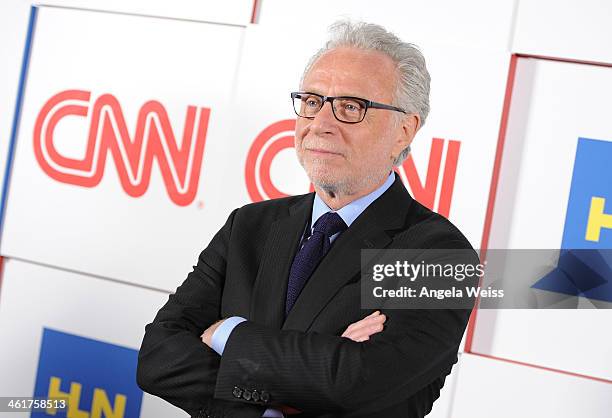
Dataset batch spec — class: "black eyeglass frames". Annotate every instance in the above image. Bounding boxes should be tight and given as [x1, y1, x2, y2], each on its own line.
[291, 91, 406, 124]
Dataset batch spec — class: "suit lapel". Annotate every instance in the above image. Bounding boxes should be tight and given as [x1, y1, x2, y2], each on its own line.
[282, 175, 414, 331]
[249, 194, 313, 329]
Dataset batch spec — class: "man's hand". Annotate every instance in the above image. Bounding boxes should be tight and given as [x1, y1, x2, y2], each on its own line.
[201, 318, 226, 348]
[341, 310, 386, 342]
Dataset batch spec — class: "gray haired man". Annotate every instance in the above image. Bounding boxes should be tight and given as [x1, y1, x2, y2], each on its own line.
[138, 20, 476, 418]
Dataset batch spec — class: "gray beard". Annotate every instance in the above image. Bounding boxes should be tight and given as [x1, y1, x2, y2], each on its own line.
[316, 182, 340, 198]
[300, 153, 393, 199]
[312, 171, 381, 199]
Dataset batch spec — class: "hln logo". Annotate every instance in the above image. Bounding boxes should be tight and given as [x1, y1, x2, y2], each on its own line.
[32, 328, 142, 418]
[532, 137, 612, 302]
[33, 90, 210, 206]
[561, 137, 612, 248]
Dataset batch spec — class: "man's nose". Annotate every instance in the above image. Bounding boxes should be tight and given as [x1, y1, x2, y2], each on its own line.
[311, 101, 338, 133]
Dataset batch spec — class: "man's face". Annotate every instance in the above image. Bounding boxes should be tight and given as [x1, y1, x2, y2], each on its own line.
[295, 47, 414, 196]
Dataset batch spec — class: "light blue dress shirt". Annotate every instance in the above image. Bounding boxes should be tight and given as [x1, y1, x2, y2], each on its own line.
[210, 172, 396, 417]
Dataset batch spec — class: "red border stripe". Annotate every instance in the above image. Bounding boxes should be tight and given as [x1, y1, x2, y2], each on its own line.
[516, 53, 612, 68]
[470, 352, 612, 384]
[464, 54, 518, 353]
[250, 0, 260, 24]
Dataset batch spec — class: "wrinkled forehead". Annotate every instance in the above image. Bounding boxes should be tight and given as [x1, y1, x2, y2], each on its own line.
[301, 47, 398, 101]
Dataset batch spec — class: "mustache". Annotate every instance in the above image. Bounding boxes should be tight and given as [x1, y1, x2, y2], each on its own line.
[301, 139, 345, 156]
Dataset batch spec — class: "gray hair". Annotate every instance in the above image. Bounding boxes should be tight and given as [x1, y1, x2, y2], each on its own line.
[301, 20, 431, 165]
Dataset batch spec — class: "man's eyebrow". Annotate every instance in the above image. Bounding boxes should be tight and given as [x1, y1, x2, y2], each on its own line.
[301, 89, 368, 99]
[300, 89, 324, 96]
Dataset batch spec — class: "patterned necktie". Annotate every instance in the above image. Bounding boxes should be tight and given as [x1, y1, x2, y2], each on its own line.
[285, 211, 348, 316]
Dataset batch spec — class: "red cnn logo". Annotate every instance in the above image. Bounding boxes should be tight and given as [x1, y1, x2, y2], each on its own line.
[246, 120, 459, 217]
[33, 90, 210, 206]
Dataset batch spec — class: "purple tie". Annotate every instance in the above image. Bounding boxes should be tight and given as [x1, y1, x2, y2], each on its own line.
[285, 212, 348, 316]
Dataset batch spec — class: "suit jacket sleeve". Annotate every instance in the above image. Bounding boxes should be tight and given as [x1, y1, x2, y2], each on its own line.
[214, 242, 477, 415]
[136, 208, 266, 418]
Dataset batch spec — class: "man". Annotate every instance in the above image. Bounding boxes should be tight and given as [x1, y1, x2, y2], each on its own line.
[137, 21, 477, 418]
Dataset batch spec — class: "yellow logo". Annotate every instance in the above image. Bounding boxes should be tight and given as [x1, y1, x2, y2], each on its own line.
[585, 197, 612, 242]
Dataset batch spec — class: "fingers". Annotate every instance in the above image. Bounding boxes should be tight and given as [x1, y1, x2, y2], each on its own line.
[343, 312, 386, 341]
[341, 310, 387, 342]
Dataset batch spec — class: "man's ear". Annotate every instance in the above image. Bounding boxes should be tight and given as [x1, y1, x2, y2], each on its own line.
[391, 113, 420, 158]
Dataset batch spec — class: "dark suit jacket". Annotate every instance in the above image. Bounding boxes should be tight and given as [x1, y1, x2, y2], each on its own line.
[137, 173, 477, 418]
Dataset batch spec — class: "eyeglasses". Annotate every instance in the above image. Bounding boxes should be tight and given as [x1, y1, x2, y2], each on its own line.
[291, 91, 406, 124]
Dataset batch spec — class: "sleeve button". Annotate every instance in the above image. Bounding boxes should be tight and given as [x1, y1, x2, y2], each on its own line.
[251, 390, 260, 402]
[243, 388, 252, 401]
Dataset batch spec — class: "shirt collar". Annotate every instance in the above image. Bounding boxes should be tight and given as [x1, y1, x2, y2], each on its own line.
[311, 171, 396, 230]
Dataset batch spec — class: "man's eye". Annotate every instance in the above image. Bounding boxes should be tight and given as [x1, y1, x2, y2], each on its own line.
[344, 102, 361, 112]
[305, 98, 321, 107]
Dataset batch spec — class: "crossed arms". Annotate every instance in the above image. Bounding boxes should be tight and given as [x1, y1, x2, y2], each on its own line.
[136, 209, 474, 416]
